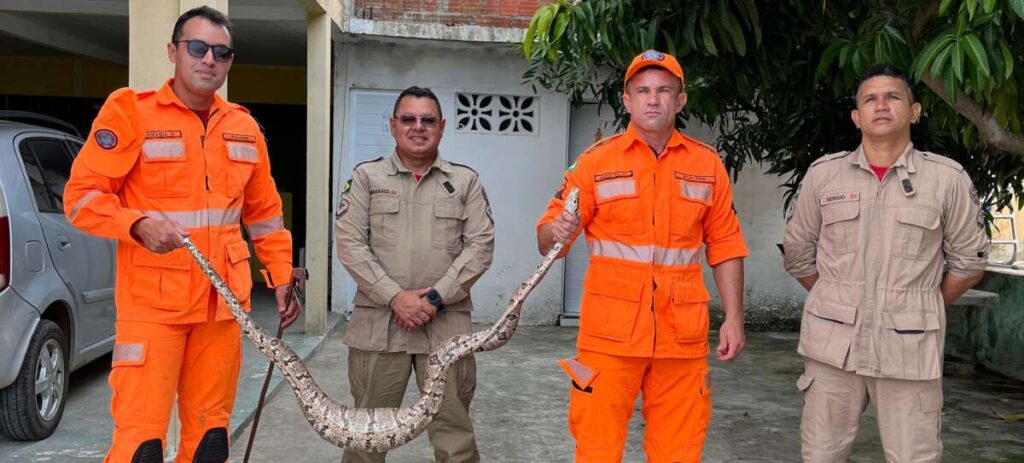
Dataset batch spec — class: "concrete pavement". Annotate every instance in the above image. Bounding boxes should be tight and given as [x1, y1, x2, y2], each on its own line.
[232, 326, 1024, 462]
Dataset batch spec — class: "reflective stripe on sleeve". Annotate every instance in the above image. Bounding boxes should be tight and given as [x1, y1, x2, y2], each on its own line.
[69, 190, 103, 220]
[245, 215, 285, 238]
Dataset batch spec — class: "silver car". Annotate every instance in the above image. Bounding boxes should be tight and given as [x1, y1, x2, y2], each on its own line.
[0, 112, 116, 440]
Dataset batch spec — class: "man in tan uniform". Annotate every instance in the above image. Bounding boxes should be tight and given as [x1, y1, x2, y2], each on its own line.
[783, 64, 989, 462]
[335, 86, 495, 463]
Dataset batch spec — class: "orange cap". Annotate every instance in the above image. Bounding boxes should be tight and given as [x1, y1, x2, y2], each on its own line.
[624, 49, 684, 85]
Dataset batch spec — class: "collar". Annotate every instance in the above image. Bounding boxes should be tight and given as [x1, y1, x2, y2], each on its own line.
[385, 150, 451, 176]
[848, 141, 917, 173]
[624, 123, 686, 155]
[155, 78, 230, 114]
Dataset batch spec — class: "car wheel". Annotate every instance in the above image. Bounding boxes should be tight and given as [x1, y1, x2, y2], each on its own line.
[0, 320, 68, 440]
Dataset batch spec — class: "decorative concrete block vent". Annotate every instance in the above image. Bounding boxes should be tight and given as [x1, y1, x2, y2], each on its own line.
[455, 93, 537, 135]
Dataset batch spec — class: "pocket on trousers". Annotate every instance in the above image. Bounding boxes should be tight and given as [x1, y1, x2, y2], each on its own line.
[225, 240, 252, 305]
[796, 373, 814, 404]
[579, 274, 644, 342]
[670, 282, 711, 342]
[130, 247, 192, 310]
[559, 358, 599, 443]
[109, 339, 150, 421]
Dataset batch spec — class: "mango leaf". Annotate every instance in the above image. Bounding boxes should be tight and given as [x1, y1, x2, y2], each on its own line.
[951, 41, 964, 82]
[1000, 42, 1014, 80]
[962, 34, 991, 79]
[1010, 0, 1024, 20]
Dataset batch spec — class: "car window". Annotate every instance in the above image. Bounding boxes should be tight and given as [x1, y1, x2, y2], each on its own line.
[18, 138, 74, 214]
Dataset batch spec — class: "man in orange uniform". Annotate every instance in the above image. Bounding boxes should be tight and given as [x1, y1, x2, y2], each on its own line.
[63, 6, 298, 463]
[536, 50, 749, 462]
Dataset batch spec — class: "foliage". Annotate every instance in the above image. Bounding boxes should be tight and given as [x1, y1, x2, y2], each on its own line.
[523, 0, 1024, 213]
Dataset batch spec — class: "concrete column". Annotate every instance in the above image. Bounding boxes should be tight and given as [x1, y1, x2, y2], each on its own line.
[304, 7, 332, 335]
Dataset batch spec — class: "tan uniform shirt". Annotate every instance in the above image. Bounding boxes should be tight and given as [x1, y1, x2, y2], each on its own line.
[783, 143, 989, 380]
[336, 152, 495, 354]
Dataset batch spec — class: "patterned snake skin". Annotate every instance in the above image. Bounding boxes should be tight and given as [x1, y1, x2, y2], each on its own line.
[180, 188, 579, 452]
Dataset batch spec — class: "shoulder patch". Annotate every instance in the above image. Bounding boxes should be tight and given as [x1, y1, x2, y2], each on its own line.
[340, 178, 352, 195]
[811, 151, 851, 167]
[918, 151, 964, 171]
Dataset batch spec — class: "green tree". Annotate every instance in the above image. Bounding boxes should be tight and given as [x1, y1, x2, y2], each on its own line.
[523, 0, 1024, 212]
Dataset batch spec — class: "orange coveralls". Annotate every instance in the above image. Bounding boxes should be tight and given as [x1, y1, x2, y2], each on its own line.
[538, 123, 748, 462]
[64, 80, 292, 462]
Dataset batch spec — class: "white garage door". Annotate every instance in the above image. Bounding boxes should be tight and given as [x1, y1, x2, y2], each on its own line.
[562, 103, 616, 317]
[341, 89, 400, 312]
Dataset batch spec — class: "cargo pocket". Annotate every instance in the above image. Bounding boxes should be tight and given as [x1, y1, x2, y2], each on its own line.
[579, 274, 643, 342]
[109, 340, 149, 421]
[369, 197, 400, 246]
[799, 299, 857, 368]
[796, 373, 814, 404]
[559, 358, 599, 440]
[224, 142, 259, 198]
[225, 240, 253, 306]
[880, 311, 941, 378]
[672, 181, 712, 240]
[670, 281, 711, 342]
[894, 207, 941, 259]
[431, 201, 465, 250]
[820, 202, 859, 254]
[140, 140, 189, 198]
[130, 247, 191, 310]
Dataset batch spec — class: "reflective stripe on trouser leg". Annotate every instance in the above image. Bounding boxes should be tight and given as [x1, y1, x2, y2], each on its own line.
[568, 350, 647, 462]
[174, 319, 241, 463]
[640, 357, 711, 463]
[104, 321, 190, 463]
[341, 351, 416, 463]
[415, 353, 480, 463]
[799, 359, 869, 463]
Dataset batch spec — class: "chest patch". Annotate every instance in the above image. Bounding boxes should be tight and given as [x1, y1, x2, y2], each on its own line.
[223, 133, 256, 143]
[820, 191, 860, 206]
[145, 130, 182, 139]
[369, 187, 399, 196]
[674, 172, 715, 184]
[594, 170, 633, 182]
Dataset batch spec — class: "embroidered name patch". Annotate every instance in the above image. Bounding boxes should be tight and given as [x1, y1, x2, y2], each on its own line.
[223, 133, 256, 143]
[820, 191, 860, 206]
[145, 130, 182, 139]
[675, 172, 715, 184]
[594, 171, 633, 182]
[369, 187, 399, 196]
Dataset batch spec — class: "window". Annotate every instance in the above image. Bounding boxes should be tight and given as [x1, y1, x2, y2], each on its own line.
[18, 138, 74, 214]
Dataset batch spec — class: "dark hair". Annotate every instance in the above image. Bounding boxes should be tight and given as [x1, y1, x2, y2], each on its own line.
[172, 6, 232, 43]
[393, 86, 443, 119]
[854, 64, 915, 102]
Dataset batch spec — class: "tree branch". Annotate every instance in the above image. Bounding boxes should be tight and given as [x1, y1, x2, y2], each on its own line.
[912, 2, 1024, 156]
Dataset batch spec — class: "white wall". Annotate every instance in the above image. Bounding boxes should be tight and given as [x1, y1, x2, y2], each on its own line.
[332, 39, 570, 325]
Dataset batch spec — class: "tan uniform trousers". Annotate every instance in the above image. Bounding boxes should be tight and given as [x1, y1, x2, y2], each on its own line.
[798, 359, 943, 463]
[341, 349, 479, 463]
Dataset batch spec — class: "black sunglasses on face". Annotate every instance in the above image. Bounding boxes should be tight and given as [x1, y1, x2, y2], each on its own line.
[174, 40, 235, 63]
[395, 114, 440, 128]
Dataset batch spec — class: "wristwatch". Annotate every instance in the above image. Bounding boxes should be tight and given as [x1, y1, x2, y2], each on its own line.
[425, 288, 445, 313]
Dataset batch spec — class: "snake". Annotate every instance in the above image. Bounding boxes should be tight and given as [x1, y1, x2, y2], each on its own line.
[180, 187, 579, 452]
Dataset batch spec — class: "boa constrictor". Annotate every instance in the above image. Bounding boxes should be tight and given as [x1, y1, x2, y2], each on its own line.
[180, 188, 579, 452]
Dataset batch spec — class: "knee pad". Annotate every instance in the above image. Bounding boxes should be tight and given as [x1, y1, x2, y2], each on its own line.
[193, 427, 229, 463]
[131, 439, 163, 463]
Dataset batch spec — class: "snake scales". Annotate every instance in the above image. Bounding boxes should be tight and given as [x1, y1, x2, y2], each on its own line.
[180, 188, 579, 452]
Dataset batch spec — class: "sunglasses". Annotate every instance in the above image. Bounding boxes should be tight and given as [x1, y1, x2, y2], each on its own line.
[395, 114, 440, 129]
[174, 40, 235, 63]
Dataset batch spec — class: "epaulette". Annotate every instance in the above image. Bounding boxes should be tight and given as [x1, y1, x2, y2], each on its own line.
[227, 101, 251, 114]
[810, 151, 851, 167]
[581, 132, 627, 155]
[917, 151, 964, 171]
[134, 89, 155, 100]
[678, 132, 717, 154]
[353, 157, 384, 170]
[447, 161, 480, 176]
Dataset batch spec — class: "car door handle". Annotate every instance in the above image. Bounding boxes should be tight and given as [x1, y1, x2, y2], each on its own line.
[57, 236, 71, 251]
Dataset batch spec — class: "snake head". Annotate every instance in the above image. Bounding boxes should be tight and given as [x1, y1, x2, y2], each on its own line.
[564, 187, 580, 217]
